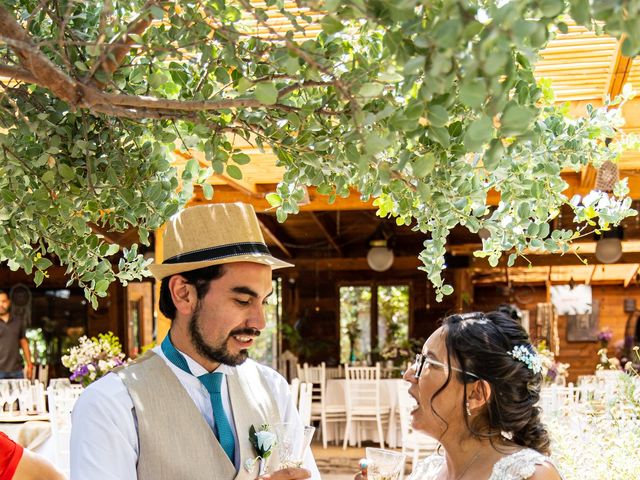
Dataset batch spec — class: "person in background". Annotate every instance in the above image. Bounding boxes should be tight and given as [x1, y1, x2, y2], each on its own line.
[0, 290, 33, 381]
[0, 432, 65, 480]
[358, 310, 563, 480]
[70, 203, 318, 480]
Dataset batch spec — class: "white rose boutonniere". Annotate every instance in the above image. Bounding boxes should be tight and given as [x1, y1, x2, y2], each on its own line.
[244, 424, 276, 475]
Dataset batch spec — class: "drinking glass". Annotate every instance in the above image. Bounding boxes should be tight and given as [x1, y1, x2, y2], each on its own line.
[5, 380, 19, 414]
[0, 381, 10, 412]
[365, 447, 406, 480]
[273, 423, 316, 469]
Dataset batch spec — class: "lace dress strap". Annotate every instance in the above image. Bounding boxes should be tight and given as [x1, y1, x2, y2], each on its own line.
[489, 449, 553, 480]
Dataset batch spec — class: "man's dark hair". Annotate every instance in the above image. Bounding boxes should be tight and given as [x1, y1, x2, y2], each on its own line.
[158, 265, 225, 320]
[0, 289, 8, 296]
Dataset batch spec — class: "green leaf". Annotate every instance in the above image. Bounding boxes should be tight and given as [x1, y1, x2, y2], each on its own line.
[500, 104, 535, 136]
[266, 193, 283, 207]
[411, 153, 436, 177]
[149, 72, 168, 89]
[358, 83, 384, 98]
[232, 153, 251, 165]
[226, 164, 243, 180]
[459, 79, 486, 109]
[95, 279, 110, 294]
[149, 5, 165, 19]
[254, 83, 279, 105]
[321, 15, 344, 35]
[58, 163, 76, 180]
[202, 183, 214, 199]
[427, 105, 449, 128]
[464, 117, 493, 152]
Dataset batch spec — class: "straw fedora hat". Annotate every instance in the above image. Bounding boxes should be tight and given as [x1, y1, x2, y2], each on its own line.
[148, 203, 293, 280]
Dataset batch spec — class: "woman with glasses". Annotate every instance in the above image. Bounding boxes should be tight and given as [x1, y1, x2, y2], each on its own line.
[358, 310, 563, 480]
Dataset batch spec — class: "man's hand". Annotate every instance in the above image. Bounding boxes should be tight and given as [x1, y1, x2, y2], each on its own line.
[257, 467, 311, 480]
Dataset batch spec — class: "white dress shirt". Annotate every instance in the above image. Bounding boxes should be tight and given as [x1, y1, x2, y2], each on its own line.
[70, 346, 320, 479]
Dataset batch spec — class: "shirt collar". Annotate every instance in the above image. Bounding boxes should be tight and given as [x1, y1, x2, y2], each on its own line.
[154, 344, 236, 376]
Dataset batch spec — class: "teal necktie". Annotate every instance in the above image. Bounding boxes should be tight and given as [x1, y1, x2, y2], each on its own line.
[161, 334, 236, 464]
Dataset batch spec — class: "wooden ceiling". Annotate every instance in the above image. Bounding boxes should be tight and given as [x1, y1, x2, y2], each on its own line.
[184, 13, 640, 288]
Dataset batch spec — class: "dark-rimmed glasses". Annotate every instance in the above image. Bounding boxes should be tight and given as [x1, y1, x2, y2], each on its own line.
[413, 353, 479, 380]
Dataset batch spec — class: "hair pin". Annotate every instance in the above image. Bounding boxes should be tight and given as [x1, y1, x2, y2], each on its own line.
[507, 345, 542, 374]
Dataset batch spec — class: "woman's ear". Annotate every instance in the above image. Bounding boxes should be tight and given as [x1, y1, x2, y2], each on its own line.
[468, 379, 492, 413]
[168, 275, 197, 317]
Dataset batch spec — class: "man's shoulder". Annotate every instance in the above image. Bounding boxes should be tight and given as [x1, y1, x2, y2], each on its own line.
[73, 372, 132, 414]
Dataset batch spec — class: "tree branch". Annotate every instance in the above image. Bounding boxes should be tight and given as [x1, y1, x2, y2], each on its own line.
[0, 65, 37, 83]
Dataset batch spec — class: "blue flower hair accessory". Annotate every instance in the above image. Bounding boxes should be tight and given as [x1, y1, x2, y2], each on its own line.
[507, 345, 542, 374]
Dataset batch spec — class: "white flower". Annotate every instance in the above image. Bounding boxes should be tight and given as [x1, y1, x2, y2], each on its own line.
[255, 430, 276, 453]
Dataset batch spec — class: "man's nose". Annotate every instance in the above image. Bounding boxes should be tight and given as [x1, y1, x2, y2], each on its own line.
[246, 304, 267, 331]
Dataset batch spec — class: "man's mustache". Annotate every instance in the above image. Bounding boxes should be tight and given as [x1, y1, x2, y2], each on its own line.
[229, 328, 261, 337]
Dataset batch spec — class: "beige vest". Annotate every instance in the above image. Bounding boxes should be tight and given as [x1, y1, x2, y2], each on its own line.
[117, 351, 281, 480]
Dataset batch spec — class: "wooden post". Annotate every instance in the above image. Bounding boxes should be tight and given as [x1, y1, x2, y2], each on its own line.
[454, 269, 473, 312]
[154, 225, 171, 344]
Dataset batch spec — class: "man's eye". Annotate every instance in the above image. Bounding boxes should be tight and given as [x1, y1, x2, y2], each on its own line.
[235, 299, 250, 306]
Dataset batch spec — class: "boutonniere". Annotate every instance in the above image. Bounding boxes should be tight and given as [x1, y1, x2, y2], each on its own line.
[244, 424, 276, 475]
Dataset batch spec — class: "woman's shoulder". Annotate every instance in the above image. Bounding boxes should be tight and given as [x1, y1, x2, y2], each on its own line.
[408, 453, 444, 480]
[491, 448, 562, 480]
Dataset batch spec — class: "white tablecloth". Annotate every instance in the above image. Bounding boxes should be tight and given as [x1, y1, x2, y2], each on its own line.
[0, 416, 55, 462]
[324, 378, 405, 447]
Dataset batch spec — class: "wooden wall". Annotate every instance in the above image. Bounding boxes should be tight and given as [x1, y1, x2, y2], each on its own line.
[278, 265, 458, 365]
[474, 284, 640, 382]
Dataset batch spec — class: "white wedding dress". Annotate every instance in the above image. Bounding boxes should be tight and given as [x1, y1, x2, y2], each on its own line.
[408, 448, 559, 480]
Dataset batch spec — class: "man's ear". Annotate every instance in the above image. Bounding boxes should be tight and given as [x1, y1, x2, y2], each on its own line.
[468, 379, 492, 413]
[168, 275, 197, 317]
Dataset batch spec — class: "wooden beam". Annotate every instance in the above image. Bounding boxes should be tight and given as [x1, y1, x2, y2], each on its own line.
[606, 37, 634, 99]
[257, 215, 293, 258]
[290, 256, 423, 271]
[586, 265, 597, 285]
[212, 174, 262, 198]
[624, 263, 640, 287]
[189, 185, 376, 211]
[309, 212, 342, 256]
[580, 166, 597, 189]
[470, 252, 640, 268]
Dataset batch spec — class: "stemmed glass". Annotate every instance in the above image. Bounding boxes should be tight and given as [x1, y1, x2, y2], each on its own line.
[0, 381, 10, 413]
[365, 447, 406, 480]
[4, 380, 19, 414]
[273, 423, 316, 469]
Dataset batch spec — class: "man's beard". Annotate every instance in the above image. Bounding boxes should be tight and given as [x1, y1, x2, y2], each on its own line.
[188, 303, 260, 366]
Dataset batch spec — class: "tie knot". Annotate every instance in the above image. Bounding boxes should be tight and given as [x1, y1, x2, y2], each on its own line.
[199, 371, 224, 394]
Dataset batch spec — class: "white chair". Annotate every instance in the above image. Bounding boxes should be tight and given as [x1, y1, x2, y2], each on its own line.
[47, 384, 84, 476]
[325, 365, 344, 380]
[397, 382, 438, 465]
[298, 382, 313, 426]
[278, 350, 299, 382]
[289, 377, 300, 407]
[304, 362, 346, 448]
[343, 363, 391, 449]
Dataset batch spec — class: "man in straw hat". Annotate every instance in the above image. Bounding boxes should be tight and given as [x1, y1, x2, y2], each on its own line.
[70, 203, 319, 480]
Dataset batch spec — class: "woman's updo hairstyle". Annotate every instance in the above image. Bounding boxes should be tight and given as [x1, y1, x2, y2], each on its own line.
[442, 311, 551, 455]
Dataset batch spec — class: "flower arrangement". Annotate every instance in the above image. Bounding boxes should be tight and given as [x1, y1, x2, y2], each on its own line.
[61, 332, 127, 387]
[597, 326, 614, 347]
[536, 340, 570, 385]
[245, 424, 276, 475]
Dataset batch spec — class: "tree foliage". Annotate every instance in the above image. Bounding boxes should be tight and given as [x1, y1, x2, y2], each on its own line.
[0, 0, 639, 306]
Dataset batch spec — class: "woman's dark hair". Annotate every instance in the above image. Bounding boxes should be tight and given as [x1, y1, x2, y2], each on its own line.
[158, 265, 225, 319]
[434, 311, 550, 455]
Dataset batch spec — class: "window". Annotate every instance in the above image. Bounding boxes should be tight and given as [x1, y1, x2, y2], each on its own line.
[339, 283, 410, 364]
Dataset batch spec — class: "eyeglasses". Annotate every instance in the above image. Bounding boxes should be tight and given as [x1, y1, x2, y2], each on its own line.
[413, 353, 479, 380]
